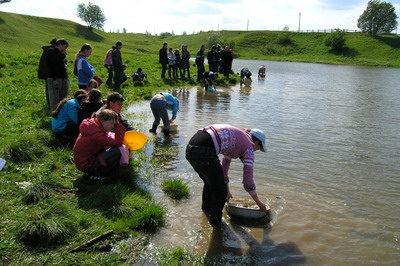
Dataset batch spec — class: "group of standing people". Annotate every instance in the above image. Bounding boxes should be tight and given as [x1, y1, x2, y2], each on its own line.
[104, 41, 125, 90]
[206, 45, 233, 78]
[159, 42, 191, 79]
[159, 42, 234, 81]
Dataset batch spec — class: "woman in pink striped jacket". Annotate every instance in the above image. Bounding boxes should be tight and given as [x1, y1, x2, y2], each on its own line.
[186, 124, 267, 226]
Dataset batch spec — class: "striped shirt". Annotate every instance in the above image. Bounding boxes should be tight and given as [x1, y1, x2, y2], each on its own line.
[204, 124, 256, 191]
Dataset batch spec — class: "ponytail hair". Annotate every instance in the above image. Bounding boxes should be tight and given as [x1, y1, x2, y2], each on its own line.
[75, 43, 92, 59]
[52, 90, 87, 118]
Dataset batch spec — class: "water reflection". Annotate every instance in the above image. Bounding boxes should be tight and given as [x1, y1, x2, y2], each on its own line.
[205, 220, 305, 265]
[150, 136, 180, 171]
[194, 86, 233, 113]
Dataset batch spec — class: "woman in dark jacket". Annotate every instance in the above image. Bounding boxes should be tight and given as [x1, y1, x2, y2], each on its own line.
[221, 46, 233, 78]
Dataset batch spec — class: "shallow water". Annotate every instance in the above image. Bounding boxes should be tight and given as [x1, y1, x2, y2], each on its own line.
[127, 60, 400, 265]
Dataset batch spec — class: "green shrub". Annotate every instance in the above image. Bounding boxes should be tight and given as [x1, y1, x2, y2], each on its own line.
[161, 178, 190, 200]
[325, 29, 346, 50]
[277, 34, 294, 46]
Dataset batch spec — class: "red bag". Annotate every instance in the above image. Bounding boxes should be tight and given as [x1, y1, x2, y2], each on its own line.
[93, 75, 103, 86]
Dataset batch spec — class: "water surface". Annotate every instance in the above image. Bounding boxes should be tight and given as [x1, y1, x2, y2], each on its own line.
[127, 60, 400, 265]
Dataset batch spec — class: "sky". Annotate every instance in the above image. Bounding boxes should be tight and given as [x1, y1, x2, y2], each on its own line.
[1, 0, 400, 34]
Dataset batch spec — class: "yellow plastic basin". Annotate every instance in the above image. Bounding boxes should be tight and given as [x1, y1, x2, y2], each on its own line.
[123, 131, 147, 150]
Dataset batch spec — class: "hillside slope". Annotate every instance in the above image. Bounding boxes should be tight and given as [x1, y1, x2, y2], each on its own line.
[1, 11, 400, 67]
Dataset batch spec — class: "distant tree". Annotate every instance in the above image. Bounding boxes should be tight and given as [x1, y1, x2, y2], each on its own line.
[325, 29, 346, 50]
[182, 31, 187, 35]
[207, 32, 235, 49]
[145, 31, 151, 35]
[76, 2, 106, 30]
[122, 28, 127, 34]
[0, 0, 11, 4]
[282, 25, 290, 31]
[357, 0, 398, 35]
[160, 32, 172, 37]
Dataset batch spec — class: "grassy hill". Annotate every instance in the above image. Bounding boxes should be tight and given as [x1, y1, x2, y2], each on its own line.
[0, 11, 399, 264]
[1, 11, 400, 68]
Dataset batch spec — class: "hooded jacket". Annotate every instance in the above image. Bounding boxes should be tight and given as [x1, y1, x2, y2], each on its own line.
[76, 56, 95, 86]
[73, 118, 126, 172]
[47, 46, 68, 78]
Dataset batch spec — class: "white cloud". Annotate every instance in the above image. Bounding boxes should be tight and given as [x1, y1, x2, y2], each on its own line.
[1, 0, 399, 34]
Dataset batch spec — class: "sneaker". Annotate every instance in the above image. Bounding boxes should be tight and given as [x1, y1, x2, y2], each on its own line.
[89, 175, 106, 181]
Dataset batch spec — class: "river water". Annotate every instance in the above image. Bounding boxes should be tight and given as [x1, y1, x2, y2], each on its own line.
[126, 60, 400, 265]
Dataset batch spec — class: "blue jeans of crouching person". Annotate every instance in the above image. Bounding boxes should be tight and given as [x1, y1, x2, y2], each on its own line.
[149, 97, 170, 135]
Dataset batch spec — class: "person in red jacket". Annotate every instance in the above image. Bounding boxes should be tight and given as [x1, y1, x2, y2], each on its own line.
[73, 109, 126, 180]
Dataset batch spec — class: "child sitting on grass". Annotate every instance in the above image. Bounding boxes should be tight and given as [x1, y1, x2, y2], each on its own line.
[78, 89, 104, 125]
[52, 89, 87, 140]
[132, 68, 147, 81]
[73, 109, 126, 180]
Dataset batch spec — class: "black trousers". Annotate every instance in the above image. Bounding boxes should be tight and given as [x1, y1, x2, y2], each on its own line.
[186, 137, 227, 225]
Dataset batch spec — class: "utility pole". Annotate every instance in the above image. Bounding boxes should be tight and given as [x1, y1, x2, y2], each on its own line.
[247, 19, 249, 31]
[298, 12, 301, 32]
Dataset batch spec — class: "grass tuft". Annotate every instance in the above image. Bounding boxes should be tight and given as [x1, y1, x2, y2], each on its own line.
[4, 134, 46, 162]
[129, 203, 166, 231]
[161, 178, 190, 200]
[16, 201, 77, 247]
[22, 182, 51, 205]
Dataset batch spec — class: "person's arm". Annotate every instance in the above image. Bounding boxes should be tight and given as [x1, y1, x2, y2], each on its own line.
[171, 97, 178, 120]
[82, 60, 94, 78]
[248, 190, 267, 211]
[242, 149, 267, 211]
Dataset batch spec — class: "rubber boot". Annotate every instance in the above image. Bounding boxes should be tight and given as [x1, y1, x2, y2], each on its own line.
[164, 129, 170, 137]
[149, 123, 157, 133]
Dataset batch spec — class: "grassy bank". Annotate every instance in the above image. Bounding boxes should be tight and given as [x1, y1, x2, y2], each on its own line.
[1, 10, 399, 264]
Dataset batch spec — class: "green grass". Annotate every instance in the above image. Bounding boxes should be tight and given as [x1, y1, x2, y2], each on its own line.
[161, 178, 190, 200]
[0, 10, 399, 264]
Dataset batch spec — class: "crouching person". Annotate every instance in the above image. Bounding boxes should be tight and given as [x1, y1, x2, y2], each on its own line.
[73, 109, 126, 180]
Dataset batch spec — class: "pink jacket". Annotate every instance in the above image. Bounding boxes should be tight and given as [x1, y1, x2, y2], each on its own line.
[204, 124, 256, 190]
[73, 118, 126, 172]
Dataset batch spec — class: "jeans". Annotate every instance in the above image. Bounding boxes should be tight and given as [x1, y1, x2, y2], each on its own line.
[186, 144, 227, 225]
[182, 68, 190, 79]
[150, 97, 170, 130]
[88, 147, 121, 177]
[161, 63, 167, 78]
[104, 64, 113, 86]
[113, 67, 123, 90]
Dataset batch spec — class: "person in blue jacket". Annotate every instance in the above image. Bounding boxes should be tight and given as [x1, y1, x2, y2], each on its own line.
[149, 92, 179, 137]
[52, 90, 88, 140]
[74, 43, 95, 90]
